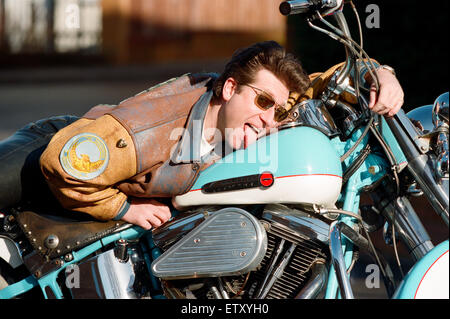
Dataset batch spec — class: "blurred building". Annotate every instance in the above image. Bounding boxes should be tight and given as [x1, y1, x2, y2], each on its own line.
[0, 0, 101, 54]
[102, 0, 286, 64]
[0, 0, 286, 65]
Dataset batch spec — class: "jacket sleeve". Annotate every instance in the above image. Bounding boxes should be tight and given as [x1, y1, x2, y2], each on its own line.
[40, 115, 137, 221]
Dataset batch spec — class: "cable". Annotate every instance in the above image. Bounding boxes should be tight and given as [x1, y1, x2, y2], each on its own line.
[349, 1, 363, 54]
[342, 143, 371, 184]
[233, 272, 251, 298]
[391, 222, 405, 278]
[312, 13, 380, 91]
[369, 124, 400, 195]
[306, 18, 379, 112]
[347, 248, 359, 275]
[348, 0, 363, 103]
[313, 205, 389, 281]
[340, 115, 373, 162]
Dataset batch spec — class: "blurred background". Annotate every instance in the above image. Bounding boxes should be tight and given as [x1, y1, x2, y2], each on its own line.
[0, 0, 448, 139]
[0, 0, 448, 298]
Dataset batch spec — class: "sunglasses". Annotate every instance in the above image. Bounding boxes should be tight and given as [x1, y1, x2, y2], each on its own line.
[242, 84, 290, 122]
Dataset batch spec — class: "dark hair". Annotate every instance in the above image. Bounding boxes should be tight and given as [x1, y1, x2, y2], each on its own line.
[212, 41, 310, 100]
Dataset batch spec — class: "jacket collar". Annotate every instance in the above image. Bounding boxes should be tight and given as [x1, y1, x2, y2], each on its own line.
[171, 86, 216, 164]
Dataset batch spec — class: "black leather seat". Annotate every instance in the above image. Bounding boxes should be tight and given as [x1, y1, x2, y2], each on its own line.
[16, 210, 129, 259]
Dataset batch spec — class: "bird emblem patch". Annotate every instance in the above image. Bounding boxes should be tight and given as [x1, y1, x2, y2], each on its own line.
[60, 133, 109, 180]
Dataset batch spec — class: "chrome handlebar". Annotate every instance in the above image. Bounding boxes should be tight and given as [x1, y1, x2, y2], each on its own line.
[279, 0, 342, 16]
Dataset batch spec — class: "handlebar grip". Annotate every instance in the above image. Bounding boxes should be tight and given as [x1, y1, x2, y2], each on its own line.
[279, 0, 339, 16]
[279, 0, 314, 16]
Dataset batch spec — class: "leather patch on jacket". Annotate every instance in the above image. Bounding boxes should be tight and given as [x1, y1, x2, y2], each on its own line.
[40, 115, 136, 220]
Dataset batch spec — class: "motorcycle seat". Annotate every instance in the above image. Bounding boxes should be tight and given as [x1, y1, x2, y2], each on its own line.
[15, 210, 130, 259]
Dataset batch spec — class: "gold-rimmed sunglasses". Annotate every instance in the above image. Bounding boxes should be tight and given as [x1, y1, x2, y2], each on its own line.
[242, 84, 290, 122]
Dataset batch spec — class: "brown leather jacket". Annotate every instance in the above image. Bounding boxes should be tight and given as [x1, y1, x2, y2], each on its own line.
[40, 73, 218, 221]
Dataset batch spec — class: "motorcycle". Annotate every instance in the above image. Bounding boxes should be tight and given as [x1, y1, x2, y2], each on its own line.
[0, 0, 448, 299]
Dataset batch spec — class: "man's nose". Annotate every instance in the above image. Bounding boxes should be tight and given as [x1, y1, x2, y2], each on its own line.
[259, 106, 277, 128]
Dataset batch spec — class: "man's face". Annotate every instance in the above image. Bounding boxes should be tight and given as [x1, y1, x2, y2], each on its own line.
[217, 68, 290, 150]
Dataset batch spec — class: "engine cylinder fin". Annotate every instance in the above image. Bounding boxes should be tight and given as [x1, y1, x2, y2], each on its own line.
[249, 220, 328, 299]
[276, 277, 300, 290]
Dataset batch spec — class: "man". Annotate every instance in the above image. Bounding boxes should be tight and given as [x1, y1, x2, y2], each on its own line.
[0, 41, 404, 230]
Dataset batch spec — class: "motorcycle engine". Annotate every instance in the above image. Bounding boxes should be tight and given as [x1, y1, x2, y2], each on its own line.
[65, 239, 153, 299]
[152, 204, 330, 299]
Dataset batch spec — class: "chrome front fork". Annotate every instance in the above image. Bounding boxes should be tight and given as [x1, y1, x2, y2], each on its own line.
[327, 190, 435, 299]
[329, 221, 354, 299]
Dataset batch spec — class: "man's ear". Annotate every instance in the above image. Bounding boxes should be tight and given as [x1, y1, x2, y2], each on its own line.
[222, 77, 237, 102]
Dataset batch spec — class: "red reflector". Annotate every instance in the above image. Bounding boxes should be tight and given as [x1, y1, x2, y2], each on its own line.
[260, 172, 274, 187]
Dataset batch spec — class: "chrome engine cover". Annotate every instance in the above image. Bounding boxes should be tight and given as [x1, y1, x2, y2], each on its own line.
[261, 204, 329, 244]
[68, 248, 138, 299]
[151, 207, 267, 279]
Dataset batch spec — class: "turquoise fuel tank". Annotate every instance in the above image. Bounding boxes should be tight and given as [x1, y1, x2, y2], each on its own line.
[174, 126, 343, 208]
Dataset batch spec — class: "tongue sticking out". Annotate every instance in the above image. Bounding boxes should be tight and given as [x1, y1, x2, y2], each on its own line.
[244, 124, 259, 149]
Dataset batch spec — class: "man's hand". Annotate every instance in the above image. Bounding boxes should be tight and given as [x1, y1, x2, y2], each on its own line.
[368, 67, 404, 117]
[121, 198, 172, 230]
